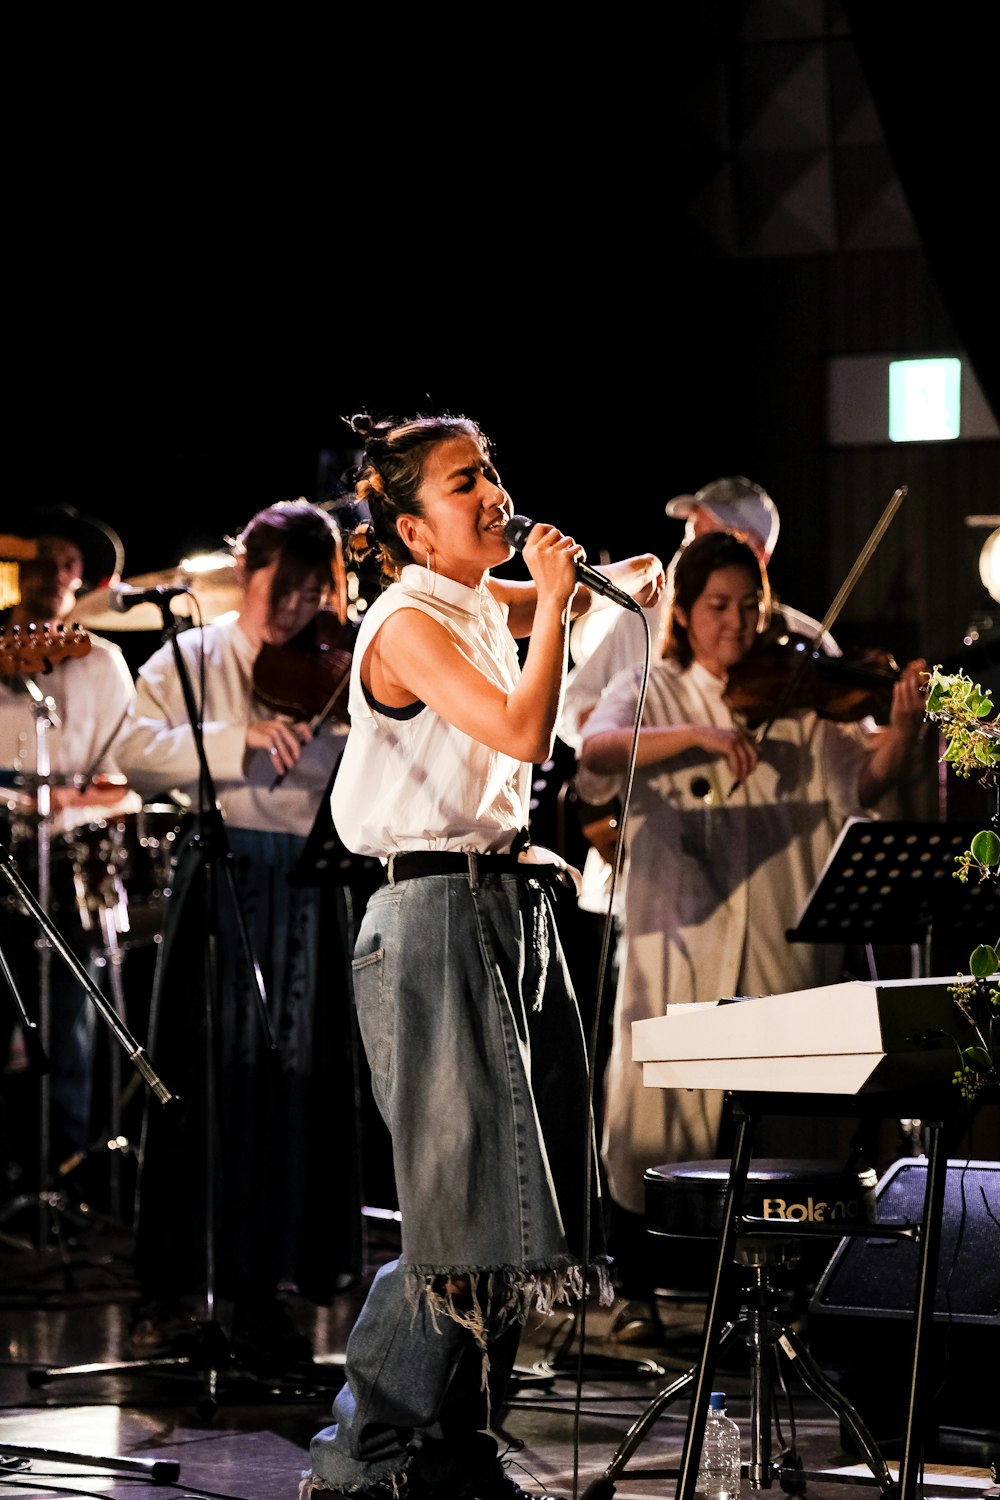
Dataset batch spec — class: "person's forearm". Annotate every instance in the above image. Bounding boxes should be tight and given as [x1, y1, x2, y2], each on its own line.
[858, 723, 921, 807]
[508, 596, 571, 761]
[570, 554, 664, 617]
[581, 723, 706, 775]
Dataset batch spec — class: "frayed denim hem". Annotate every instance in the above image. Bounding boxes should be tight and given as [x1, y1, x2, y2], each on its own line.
[406, 1258, 612, 1347]
[404, 1256, 613, 1387]
[299, 1470, 410, 1497]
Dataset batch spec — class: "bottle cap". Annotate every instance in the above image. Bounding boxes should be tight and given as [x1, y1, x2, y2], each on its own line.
[709, 1391, 726, 1409]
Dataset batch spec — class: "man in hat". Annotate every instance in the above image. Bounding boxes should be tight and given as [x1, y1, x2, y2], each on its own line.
[666, 474, 780, 561]
[1, 504, 141, 1209]
[561, 477, 837, 757]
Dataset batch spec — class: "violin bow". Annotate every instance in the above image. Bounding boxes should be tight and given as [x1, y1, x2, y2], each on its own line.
[730, 484, 909, 786]
[810, 484, 909, 656]
[308, 674, 349, 735]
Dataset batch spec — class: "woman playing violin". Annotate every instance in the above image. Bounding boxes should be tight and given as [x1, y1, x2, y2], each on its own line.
[578, 531, 927, 1294]
[116, 499, 365, 1374]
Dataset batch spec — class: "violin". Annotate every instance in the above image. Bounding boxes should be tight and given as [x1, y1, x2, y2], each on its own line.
[726, 626, 901, 726]
[0, 622, 91, 677]
[252, 609, 358, 730]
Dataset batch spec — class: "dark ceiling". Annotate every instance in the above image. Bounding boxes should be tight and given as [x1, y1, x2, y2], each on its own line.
[10, 2, 997, 584]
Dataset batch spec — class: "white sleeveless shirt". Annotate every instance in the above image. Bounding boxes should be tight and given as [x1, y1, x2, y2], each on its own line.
[331, 565, 530, 858]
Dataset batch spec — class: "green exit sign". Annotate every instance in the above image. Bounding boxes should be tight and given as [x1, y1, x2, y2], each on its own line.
[889, 357, 962, 442]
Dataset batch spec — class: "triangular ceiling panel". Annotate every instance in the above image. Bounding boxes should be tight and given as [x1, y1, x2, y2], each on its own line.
[737, 41, 826, 141]
[741, 156, 837, 255]
[743, 0, 829, 42]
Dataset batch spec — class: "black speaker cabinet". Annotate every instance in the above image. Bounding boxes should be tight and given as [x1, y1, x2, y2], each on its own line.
[808, 1156, 999, 1454]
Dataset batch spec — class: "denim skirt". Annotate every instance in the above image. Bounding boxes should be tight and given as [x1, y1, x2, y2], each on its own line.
[352, 866, 608, 1319]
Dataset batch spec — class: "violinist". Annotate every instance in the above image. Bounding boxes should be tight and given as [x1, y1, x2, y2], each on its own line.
[0, 505, 139, 1203]
[558, 476, 828, 1343]
[115, 498, 364, 1376]
[577, 531, 927, 1341]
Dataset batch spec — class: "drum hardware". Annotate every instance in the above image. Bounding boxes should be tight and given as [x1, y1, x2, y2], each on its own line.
[1, 674, 180, 1248]
[2, 803, 183, 950]
[0, 841, 172, 1218]
[0, 685, 173, 1255]
[2, 802, 183, 1229]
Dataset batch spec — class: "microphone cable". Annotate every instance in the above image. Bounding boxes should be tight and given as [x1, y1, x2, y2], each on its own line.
[564, 608, 654, 1500]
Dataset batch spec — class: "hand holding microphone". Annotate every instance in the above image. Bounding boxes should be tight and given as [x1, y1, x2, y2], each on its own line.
[502, 514, 643, 614]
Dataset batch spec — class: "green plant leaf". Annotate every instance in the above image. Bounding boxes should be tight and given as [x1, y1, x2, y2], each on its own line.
[970, 830, 1000, 866]
[969, 944, 998, 978]
[961, 1046, 995, 1073]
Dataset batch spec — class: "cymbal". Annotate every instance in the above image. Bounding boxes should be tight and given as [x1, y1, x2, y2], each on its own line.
[71, 554, 242, 632]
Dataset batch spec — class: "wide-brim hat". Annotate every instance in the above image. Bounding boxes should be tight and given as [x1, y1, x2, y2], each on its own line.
[665, 476, 780, 561]
[13, 504, 124, 590]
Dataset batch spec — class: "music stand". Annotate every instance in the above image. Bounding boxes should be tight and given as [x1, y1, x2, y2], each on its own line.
[785, 818, 1000, 975]
[286, 751, 382, 898]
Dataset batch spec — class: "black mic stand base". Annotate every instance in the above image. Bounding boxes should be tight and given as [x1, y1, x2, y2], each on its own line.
[0, 1440, 180, 1486]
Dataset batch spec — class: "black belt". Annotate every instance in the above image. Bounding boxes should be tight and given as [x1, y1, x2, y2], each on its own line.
[383, 850, 527, 884]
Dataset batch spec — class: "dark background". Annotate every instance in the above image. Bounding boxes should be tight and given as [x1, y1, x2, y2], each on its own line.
[11, 3, 999, 728]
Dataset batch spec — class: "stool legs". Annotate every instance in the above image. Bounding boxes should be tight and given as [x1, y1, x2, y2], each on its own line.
[777, 1322, 893, 1490]
[581, 1269, 896, 1499]
[580, 1319, 744, 1494]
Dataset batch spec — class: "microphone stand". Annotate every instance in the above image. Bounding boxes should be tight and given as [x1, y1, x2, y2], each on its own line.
[29, 600, 275, 1418]
[0, 841, 173, 1237]
[158, 602, 274, 1403]
[0, 680, 171, 1256]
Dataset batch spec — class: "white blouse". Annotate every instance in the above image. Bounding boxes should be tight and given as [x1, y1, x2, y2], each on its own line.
[332, 566, 530, 858]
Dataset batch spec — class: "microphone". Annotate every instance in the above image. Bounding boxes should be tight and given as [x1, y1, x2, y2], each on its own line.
[108, 583, 192, 613]
[502, 515, 642, 613]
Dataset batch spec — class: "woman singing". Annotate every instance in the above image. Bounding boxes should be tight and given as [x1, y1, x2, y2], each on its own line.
[303, 412, 664, 1500]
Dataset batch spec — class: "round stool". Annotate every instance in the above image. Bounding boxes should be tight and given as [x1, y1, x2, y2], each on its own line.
[645, 1156, 876, 1297]
[647, 1155, 875, 1241]
[583, 1156, 895, 1497]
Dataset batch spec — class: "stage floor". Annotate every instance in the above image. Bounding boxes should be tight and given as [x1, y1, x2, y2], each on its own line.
[0, 1205, 995, 1500]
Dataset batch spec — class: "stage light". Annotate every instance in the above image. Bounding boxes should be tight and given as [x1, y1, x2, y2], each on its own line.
[979, 527, 1000, 604]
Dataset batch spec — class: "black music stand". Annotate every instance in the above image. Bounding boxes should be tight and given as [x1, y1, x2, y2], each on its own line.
[785, 818, 1000, 974]
[288, 752, 385, 1281]
[287, 752, 382, 900]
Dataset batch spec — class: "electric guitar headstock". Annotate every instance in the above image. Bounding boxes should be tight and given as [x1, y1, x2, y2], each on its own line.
[0, 622, 92, 677]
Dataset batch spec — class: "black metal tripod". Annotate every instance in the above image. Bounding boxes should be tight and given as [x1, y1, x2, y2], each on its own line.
[583, 1091, 962, 1500]
[25, 601, 276, 1419]
[580, 1233, 895, 1499]
[0, 828, 178, 1479]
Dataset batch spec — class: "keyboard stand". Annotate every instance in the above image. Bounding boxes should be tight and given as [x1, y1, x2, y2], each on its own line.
[582, 1088, 957, 1500]
[675, 1092, 952, 1500]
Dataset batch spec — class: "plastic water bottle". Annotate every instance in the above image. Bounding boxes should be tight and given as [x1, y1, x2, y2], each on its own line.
[695, 1390, 742, 1500]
